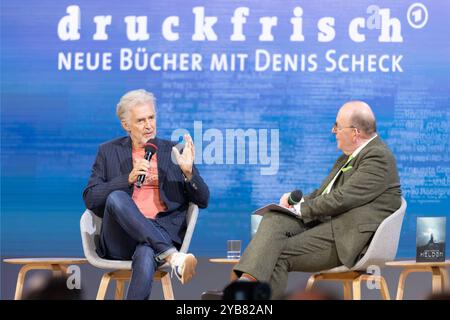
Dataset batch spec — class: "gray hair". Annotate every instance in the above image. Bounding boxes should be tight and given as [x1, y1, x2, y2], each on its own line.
[116, 89, 156, 124]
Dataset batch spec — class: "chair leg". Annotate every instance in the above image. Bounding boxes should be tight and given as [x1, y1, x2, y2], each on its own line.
[307, 273, 360, 299]
[160, 272, 174, 300]
[379, 276, 391, 300]
[352, 274, 391, 300]
[305, 274, 322, 292]
[361, 274, 391, 300]
[97, 273, 112, 300]
[351, 277, 362, 300]
[343, 281, 352, 300]
[115, 280, 125, 300]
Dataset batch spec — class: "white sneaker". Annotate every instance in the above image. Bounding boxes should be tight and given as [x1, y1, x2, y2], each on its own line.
[170, 252, 197, 284]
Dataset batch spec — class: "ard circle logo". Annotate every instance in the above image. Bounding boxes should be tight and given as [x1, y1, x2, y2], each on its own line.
[407, 3, 428, 29]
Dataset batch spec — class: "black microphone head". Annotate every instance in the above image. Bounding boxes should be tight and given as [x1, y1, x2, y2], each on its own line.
[288, 189, 303, 205]
[144, 139, 158, 154]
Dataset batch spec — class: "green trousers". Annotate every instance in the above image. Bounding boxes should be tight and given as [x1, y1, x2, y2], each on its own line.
[233, 211, 342, 299]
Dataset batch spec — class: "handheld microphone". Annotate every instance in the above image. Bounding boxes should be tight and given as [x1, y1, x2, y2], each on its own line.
[136, 139, 158, 188]
[288, 190, 303, 206]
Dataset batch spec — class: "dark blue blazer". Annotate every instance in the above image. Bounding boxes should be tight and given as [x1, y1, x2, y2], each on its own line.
[82, 136, 209, 245]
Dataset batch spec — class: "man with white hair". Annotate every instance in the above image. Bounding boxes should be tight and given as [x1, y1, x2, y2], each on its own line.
[233, 101, 402, 299]
[83, 89, 209, 300]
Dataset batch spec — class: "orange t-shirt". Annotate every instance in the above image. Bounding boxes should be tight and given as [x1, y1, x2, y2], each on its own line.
[131, 148, 167, 219]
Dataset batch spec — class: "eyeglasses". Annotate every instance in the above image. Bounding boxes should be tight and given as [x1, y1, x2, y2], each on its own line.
[332, 122, 357, 132]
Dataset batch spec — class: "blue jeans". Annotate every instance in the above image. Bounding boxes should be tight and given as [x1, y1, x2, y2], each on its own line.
[98, 190, 178, 300]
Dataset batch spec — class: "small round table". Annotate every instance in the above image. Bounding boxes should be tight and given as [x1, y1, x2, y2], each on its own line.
[209, 258, 240, 281]
[3, 258, 88, 300]
[385, 259, 450, 300]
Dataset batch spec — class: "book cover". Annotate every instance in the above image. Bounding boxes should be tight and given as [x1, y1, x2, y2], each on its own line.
[416, 217, 446, 262]
[252, 203, 298, 217]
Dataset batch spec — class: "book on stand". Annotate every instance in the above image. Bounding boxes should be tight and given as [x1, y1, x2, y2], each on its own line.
[416, 217, 446, 262]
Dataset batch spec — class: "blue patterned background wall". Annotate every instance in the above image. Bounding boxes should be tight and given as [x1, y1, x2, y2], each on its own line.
[1, 0, 449, 258]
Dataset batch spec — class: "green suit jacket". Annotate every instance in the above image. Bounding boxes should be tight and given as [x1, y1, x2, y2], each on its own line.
[300, 136, 402, 267]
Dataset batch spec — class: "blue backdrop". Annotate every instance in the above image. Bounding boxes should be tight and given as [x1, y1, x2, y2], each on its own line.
[1, 0, 449, 258]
